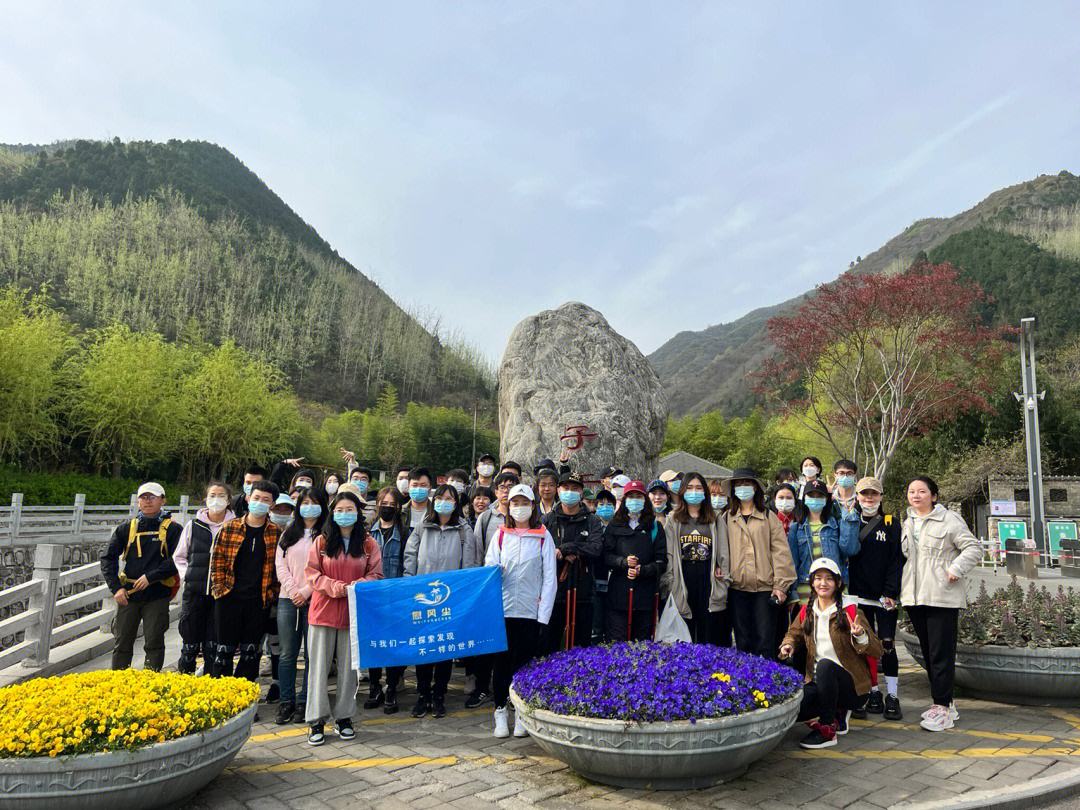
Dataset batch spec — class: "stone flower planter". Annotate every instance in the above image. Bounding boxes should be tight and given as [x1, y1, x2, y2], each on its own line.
[900, 630, 1080, 706]
[510, 686, 800, 789]
[0, 703, 255, 810]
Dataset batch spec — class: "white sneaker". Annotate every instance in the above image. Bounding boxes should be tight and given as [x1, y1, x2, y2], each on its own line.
[493, 706, 510, 738]
[919, 704, 955, 732]
[513, 712, 529, 738]
[921, 702, 959, 722]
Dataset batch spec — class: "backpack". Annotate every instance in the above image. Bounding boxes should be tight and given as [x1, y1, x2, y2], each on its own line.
[121, 517, 180, 599]
[797, 602, 878, 682]
[496, 526, 546, 549]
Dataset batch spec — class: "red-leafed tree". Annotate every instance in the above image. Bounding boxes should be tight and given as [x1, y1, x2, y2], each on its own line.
[756, 261, 1011, 484]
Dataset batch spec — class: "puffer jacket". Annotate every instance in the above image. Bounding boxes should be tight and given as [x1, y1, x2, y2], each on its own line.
[726, 509, 796, 593]
[403, 519, 481, 576]
[900, 504, 982, 609]
[484, 525, 557, 623]
[661, 515, 731, 617]
[787, 509, 861, 595]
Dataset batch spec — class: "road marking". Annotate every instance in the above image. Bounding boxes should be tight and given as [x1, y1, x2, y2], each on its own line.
[250, 708, 493, 742]
[850, 718, 1060, 744]
[235, 755, 458, 773]
[791, 747, 1080, 761]
[1049, 709, 1080, 732]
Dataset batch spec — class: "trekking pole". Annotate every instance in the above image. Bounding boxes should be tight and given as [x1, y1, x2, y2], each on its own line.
[568, 563, 578, 649]
[652, 592, 659, 639]
[564, 575, 572, 651]
[627, 585, 635, 641]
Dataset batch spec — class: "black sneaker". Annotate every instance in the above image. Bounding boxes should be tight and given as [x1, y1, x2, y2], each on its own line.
[884, 694, 903, 721]
[464, 691, 490, 709]
[835, 710, 852, 736]
[308, 722, 325, 746]
[411, 698, 430, 718]
[265, 682, 280, 704]
[292, 705, 306, 724]
[432, 698, 447, 719]
[850, 702, 868, 721]
[384, 692, 399, 715]
[866, 691, 885, 715]
[799, 723, 837, 749]
[336, 718, 356, 740]
[275, 701, 295, 725]
[363, 685, 385, 710]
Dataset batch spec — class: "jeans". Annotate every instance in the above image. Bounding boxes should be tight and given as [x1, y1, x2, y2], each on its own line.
[863, 604, 899, 679]
[277, 598, 309, 705]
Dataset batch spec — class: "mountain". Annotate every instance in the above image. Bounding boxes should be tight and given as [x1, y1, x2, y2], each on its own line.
[0, 139, 494, 410]
[650, 171, 1080, 417]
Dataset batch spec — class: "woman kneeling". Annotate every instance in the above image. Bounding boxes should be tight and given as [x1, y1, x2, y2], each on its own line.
[780, 557, 882, 749]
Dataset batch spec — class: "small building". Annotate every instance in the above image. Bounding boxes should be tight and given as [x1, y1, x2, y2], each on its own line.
[981, 476, 1080, 557]
[656, 451, 732, 482]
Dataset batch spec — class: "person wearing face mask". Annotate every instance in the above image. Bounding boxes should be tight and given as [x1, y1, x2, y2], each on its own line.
[394, 465, 412, 498]
[364, 486, 409, 713]
[470, 453, 497, 499]
[797, 457, 824, 501]
[647, 480, 672, 526]
[485, 484, 557, 739]
[591, 489, 617, 642]
[323, 473, 342, 499]
[446, 468, 470, 498]
[610, 473, 632, 504]
[708, 479, 729, 516]
[475, 472, 518, 556]
[345, 467, 377, 525]
[829, 460, 859, 517]
[269, 494, 296, 530]
[787, 481, 861, 606]
[210, 480, 282, 686]
[661, 472, 731, 646]
[603, 480, 667, 643]
[304, 492, 382, 746]
[845, 477, 904, 721]
[535, 469, 559, 517]
[401, 467, 433, 529]
[541, 472, 604, 654]
[772, 483, 800, 535]
[231, 464, 270, 517]
[274, 488, 326, 724]
[659, 470, 684, 513]
[724, 469, 796, 659]
[403, 484, 481, 719]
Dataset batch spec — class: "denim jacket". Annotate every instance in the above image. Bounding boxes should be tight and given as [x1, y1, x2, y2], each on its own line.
[786, 509, 861, 598]
[369, 522, 409, 580]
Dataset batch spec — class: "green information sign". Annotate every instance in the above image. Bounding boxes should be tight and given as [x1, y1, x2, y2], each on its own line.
[1047, 521, 1078, 556]
[996, 519, 1028, 549]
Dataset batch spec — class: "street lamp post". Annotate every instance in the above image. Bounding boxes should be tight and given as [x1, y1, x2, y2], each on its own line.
[1014, 317, 1046, 554]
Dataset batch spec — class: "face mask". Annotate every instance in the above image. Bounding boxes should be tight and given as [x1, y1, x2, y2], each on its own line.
[206, 496, 228, 511]
[247, 500, 270, 517]
[805, 497, 827, 512]
[378, 505, 397, 521]
[836, 475, 856, 489]
[653, 501, 667, 513]
[860, 503, 880, 517]
[243, 483, 254, 496]
[409, 486, 429, 503]
[434, 500, 455, 515]
[683, 491, 705, 505]
[352, 480, 369, 495]
[295, 479, 313, 490]
[269, 512, 291, 527]
[558, 491, 582, 507]
[299, 504, 322, 520]
[478, 464, 495, 477]
[596, 504, 615, 520]
[624, 497, 645, 515]
[325, 482, 339, 495]
[333, 511, 358, 527]
[450, 481, 466, 494]
[802, 466, 818, 478]
[509, 505, 533, 522]
[669, 480, 681, 494]
[775, 497, 795, 513]
[612, 487, 624, 500]
[733, 485, 755, 502]
[397, 479, 409, 495]
[711, 495, 728, 510]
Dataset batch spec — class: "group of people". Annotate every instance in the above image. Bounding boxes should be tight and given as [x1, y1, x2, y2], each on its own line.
[100, 450, 982, 752]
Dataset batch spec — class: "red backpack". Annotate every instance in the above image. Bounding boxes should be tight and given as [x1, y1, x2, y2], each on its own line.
[797, 603, 879, 682]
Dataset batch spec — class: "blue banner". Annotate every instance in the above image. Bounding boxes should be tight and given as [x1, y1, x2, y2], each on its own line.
[348, 565, 507, 670]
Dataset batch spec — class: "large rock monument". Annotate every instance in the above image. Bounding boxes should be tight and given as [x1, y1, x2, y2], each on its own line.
[498, 302, 668, 481]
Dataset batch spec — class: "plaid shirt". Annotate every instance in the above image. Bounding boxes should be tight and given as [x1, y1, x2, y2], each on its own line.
[210, 516, 280, 605]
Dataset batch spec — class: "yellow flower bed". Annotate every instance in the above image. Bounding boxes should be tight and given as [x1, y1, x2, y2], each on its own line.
[0, 670, 259, 758]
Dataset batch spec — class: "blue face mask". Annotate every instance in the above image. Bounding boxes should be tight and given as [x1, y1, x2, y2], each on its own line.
[299, 504, 322, 520]
[624, 497, 645, 515]
[333, 511, 358, 527]
[711, 495, 728, 510]
[654, 501, 667, 513]
[805, 497, 827, 512]
[733, 485, 756, 502]
[559, 490, 582, 507]
[433, 500, 455, 515]
[409, 486, 429, 503]
[669, 480, 681, 494]
[683, 490, 705, 505]
[353, 479, 369, 495]
[596, 504, 615, 521]
[247, 500, 270, 516]
[836, 475, 855, 489]
[243, 483, 254, 496]
[269, 512, 291, 527]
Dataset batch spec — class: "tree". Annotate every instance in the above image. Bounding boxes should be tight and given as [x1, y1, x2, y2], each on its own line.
[757, 261, 1010, 484]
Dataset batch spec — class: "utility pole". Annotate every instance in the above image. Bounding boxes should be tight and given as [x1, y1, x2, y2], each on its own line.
[470, 402, 478, 470]
[1013, 318, 1046, 553]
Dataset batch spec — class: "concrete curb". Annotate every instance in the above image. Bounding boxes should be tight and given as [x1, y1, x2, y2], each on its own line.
[893, 765, 1080, 810]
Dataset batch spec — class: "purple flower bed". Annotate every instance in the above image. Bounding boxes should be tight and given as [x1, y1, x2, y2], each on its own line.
[514, 642, 803, 723]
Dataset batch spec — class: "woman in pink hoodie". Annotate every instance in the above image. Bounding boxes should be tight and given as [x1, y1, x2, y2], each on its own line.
[304, 491, 382, 746]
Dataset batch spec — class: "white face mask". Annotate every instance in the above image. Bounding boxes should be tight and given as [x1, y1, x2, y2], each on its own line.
[774, 497, 795, 514]
[860, 503, 880, 517]
[396, 479, 409, 495]
[802, 465, 818, 478]
[325, 482, 339, 495]
[509, 505, 533, 523]
[206, 496, 228, 512]
[612, 487, 624, 500]
[478, 464, 495, 477]
[450, 481, 466, 494]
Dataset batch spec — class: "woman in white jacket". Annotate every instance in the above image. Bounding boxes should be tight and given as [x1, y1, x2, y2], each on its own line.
[901, 475, 982, 732]
[484, 483, 557, 739]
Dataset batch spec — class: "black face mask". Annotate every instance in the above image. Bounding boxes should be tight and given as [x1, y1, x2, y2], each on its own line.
[378, 505, 397, 522]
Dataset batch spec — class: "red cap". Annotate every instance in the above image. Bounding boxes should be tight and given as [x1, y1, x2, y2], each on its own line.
[622, 479, 647, 497]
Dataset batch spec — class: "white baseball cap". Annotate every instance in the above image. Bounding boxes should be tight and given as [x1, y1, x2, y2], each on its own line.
[508, 483, 536, 502]
[809, 557, 842, 577]
[611, 474, 632, 488]
[137, 482, 165, 498]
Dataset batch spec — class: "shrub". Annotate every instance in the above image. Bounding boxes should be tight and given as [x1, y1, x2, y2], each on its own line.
[955, 578, 1080, 648]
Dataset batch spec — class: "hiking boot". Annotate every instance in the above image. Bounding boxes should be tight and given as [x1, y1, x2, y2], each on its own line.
[432, 698, 447, 719]
[275, 701, 295, 725]
[307, 722, 325, 746]
[835, 709, 852, 736]
[464, 691, 490, 709]
[363, 684, 385, 710]
[411, 697, 430, 719]
[384, 690, 399, 715]
[920, 704, 955, 732]
[799, 722, 837, 749]
[336, 718, 356, 740]
[884, 694, 903, 721]
[265, 682, 280, 704]
[865, 691, 885, 715]
[493, 706, 510, 738]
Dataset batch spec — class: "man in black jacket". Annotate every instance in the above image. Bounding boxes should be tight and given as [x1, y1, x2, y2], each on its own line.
[541, 472, 604, 654]
[100, 482, 183, 671]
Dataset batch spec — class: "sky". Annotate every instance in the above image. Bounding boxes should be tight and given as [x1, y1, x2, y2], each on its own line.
[3, 2, 1080, 360]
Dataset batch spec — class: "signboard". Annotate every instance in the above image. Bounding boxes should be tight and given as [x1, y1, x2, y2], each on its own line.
[348, 565, 507, 670]
[1047, 520, 1078, 557]
[995, 519, 1028, 549]
[990, 500, 1017, 516]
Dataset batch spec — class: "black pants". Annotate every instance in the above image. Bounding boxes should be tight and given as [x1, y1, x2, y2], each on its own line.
[606, 608, 652, 642]
[112, 597, 170, 671]
[493, 618, 540, 708]
[213, 593, 265, 681]
[369, 666, 405, 695]
[862, 604, 899, 679]
[907, 605, 959, 706]
[729, 589, 777, 659]
[545, 598, 594, 654]
[415, 660, 453, 700]
[466, 655, 493, 696]
[711, 608, 733, 647]
[797, 659, 862, 726]
[178, 591, 215, 674]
